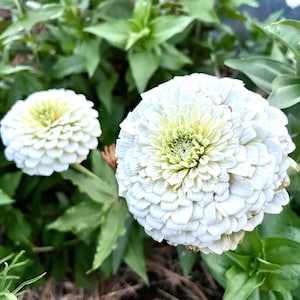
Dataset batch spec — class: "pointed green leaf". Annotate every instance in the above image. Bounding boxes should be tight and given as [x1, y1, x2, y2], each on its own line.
[180, 0, 219, 23]
[268, 75, 300, 108]
[0, 189, 14, 205]
[225, 252, 251, 271]
[13, 272, 46, 295]
[264, 20, 300, 70]
[223, 265, 265, 300]
[125, 25, 150, 50]
[128, 49, 160, 92]
[160, 43, 191, 71]
[124, 224, 149, 284]
[132, 0, 151, 26]
[84, 20, 132, 49]
[177, 245, 197, 276]
[0, 171, 22, 197]
[90, 201, 128, 271]
[61, 168, 117, 204]
[48, 201, 103, 234]
[225, 57, 295, 94]
[256, 258, 282, 274]
[201, 252, 233, 287]
[5, 208, 32, 246]
[75, 38, 101, 77]
[0, 4, 64, 39]
[51, 55, 86, 78]
[96, 72, 118, 113]
[112, 217, 134, 274]
[0, 64, 32, 76]
[237, 230, 263, 256]
[150, 16, 193, 45]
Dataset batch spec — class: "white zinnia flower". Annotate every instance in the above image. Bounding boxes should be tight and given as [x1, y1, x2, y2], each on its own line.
[0, 89, 101, 176]
[116, 73, 296, 254]
[285, 0, 300, 8]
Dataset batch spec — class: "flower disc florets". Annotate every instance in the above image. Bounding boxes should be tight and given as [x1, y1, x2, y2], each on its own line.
[116, 73, 296, 254]
[0, 89, 101, 176]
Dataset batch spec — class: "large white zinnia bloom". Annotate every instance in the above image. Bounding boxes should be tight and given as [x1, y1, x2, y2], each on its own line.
[116, 73, 296, 254]
[0, 89, 101, 176]
[285, 0, 300, 9]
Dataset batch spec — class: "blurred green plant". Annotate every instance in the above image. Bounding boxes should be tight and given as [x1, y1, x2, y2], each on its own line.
[0, 251, 45, 299]
[202, 206, 300, 300]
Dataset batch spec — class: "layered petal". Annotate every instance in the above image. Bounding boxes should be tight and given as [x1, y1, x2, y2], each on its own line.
[0, 89, 101, 176]
[116, 73, 296, 254]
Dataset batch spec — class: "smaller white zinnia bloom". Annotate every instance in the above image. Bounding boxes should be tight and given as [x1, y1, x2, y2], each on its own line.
[285, 0, 300, 8]
[116, 73, 296, 254]
[0, 89, 101, 176]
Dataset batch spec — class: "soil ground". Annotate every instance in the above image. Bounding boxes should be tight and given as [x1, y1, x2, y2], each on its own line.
[23, 242, 224, 300]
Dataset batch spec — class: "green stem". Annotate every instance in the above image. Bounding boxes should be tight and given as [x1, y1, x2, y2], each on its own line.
[71, 163, 98, 179]
[32, 239, 80, 253]
[13, 0, 25, 17]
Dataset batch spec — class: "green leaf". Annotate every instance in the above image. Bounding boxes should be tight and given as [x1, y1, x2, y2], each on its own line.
[225, 252, 251, 271]
[128, 49, 160, 92]
[90, 201, 128, 271]
[75, 38, 101, 77]
[201, 252, 233, 287]
[237, 230, 263, 256]
[0, 189, 14, 205]
[0, 4, 64, 39]
[5, 208, 32, 247]
[13, 272, 46, 295]
[0, 172, 22, 198]
[132, 0, 152, 26]
[0, 292, 18, 300]
[160, 43, 191, 71]
[96, 72, 118, 113]
[256, 258, 282, 274]
[51, 55, 86, 78]
[223, 265, 265, 300]
[268, 75, 300, 109]
[62, 168, 117, 204]
[112, 217, 134, 274]
[0, 64, 32, 76]
[177, 245, 197, 276]
[262, 238, 300, 291]
[91, 150, 117, 187]
[264, 238, 300, 266]
[84, 20, 132, 49]
[225, 57, 295, 94]
[249, 289, 294, 300]
[258, 205, 300, 241]
[150, 16, 194, 45]
[97, 0, 132, 20]
[180, 0, 219, 23]
[125, 25, 151, 50]
[124, 223, 149, 284]
[264, 20, 300, 72]
[48, 201, 103, 234]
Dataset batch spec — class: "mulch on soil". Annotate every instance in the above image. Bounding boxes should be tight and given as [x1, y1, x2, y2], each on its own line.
[23, 243, 223, 300]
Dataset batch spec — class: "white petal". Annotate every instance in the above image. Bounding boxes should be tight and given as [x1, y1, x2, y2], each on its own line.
[171, 205, 193, 224]
[217, 195, 245, 216]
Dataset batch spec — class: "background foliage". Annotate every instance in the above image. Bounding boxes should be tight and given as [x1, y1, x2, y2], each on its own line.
[0, 0, 300, 299]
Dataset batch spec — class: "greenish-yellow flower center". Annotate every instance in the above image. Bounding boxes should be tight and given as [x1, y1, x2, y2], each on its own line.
[26, 97, 67, 127]
[160, 127, 209, 170]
